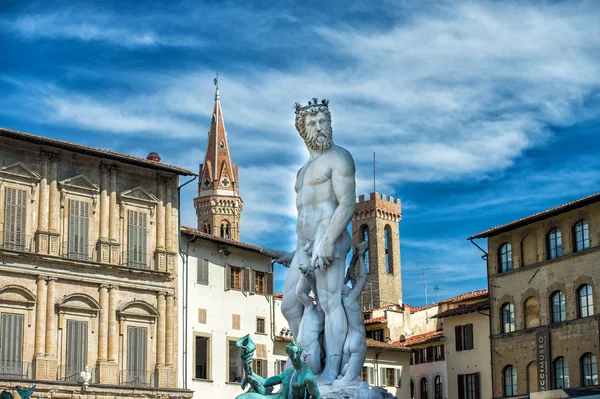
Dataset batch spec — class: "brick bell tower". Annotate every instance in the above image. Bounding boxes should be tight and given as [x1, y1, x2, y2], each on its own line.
[352, 192, 402, 310]
[194, 82, 243, 241]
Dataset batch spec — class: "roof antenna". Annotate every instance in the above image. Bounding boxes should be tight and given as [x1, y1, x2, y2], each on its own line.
[373, 152, 376, 194]
[214, 72, 219, 88]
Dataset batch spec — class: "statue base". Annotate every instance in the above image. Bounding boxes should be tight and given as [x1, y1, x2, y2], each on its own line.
[318, 380, 398, 399]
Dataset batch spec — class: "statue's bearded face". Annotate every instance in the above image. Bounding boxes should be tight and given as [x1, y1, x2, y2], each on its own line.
[295, 108, 333, 151]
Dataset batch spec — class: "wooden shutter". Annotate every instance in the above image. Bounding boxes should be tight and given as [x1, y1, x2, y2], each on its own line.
[0, 313, 24, 376]
[198, 309, 207, 324]
[465, 324, 474, 350]
[68, 200, 89, 260]
[455, 325, 463, 351]
[249, 269, 256, 294]
[368, 366, 374, 385]
[242, 268, 250, 292]
[380, 368, 386, 386]
[127, 326, 148, 385]
[4, 188, 27, 250]
[128, 211, 147, 268]
[396, 367, 402, 387]
[266, 272, 274, 295]
[474, 372, 481, 399]
[427, 346, 434, 362]
[65, 320, 88, 381]
[225, 265, 231, 290]
[458, 374, 465, 399]
[197, 259, 209, 285]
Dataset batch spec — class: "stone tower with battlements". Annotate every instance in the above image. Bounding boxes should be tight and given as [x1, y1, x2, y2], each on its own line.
[352, 192, 402, 310]
[194, 86, 243, 241]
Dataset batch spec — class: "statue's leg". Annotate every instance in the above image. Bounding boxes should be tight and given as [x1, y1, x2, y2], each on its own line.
[315, 233, 351, 384]
[281, 250, 307, 338]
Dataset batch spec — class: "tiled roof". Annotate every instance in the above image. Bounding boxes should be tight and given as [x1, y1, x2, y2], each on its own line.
[410, 303, 438, 314]
[273, 293, 284, 299]
[432, 300, 490, 319]
[398, 330, 444, 347]
[469, 191, 600, 239]
[0, 127, 195, 176]
[439, 289, 488, 304]
[181, 226, 264, 253]
[364, 316, 386, 325]
[365, 339, 411, 352]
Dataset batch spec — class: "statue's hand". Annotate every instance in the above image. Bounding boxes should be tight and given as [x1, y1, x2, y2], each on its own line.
[261, 247, 294, 267]
[311, 238, 335, 270]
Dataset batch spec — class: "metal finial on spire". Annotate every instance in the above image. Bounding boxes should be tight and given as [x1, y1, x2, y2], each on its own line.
[214, 72, 219, 88]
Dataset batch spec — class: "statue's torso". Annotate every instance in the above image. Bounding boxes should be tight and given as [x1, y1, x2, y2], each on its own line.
[295, 147, 342, 241]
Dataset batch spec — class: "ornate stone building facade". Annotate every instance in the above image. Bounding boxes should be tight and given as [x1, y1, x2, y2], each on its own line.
[352, 192, 403, 310]
[194, 87, 243, 241]
[0, 127, 193, 399]
[470, 193, 600, 398]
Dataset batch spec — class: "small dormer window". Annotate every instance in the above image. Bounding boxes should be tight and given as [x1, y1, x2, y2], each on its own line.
[220, 141, 225, 149]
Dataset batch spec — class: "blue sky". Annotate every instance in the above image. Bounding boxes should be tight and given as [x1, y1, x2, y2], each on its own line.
[1, 0, 600, 306]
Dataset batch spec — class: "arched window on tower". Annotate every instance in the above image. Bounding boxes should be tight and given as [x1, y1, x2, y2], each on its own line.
[360, 225, 370, 273]
[384, 225, 392, 274]
[203, 222, 211, 234]
[220, 222, 231, 239]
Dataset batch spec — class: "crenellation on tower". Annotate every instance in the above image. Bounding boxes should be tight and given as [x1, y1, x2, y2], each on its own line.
[352, 191, 402, 310]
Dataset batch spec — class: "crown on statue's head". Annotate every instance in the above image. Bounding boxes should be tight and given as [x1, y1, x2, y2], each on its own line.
[294, 97, 329, 114]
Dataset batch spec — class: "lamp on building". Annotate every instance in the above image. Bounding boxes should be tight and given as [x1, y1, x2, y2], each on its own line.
[217, 244, 231, 256]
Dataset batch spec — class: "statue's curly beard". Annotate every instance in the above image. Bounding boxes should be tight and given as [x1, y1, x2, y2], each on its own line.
[300, 125, 333, 151]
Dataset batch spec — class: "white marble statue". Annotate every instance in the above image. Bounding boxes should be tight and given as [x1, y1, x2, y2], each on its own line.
[80, 366, 91, 388]
[296, 264, 325, 376]
[336, 241, 369, 384]
[278, 98, 356, 385]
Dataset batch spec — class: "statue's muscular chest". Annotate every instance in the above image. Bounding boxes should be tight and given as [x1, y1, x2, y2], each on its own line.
[295, 157, 331, 193]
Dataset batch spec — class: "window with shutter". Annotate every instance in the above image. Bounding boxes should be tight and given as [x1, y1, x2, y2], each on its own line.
[3, 188, 27, 251]
[242, 268, 250, 292]
[455, 325, 463, 351]
[65, 320, 88, 382]
[128, 211, 148, 269]
[194, 335, 209, 379]
[465, 324, 474, 350]
[380, 368, 386, 386]
[395, 368, 402, 387]
[0, 313, 24, 377]
[266, 272, 274, 295]
[458, 374, 465, 399]
[68, 200, 90, 260]
[225, 265, 231, 290]
[368, 366, 374, 385]
[197, 259, 209, 285]
[127, 326, 148, 386]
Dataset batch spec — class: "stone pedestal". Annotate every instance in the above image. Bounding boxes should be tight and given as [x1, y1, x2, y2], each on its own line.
[34, 355, 57, 380]
[36, 231, 60, 255]
[97, 360, 119, 384]
[98, 239, 111, 263]
[319, 381, 398, 399]
[155, 251, 177, 272]
[155, 365, 175, 388]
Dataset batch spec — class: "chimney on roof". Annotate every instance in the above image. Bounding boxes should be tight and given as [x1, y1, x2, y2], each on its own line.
[146, 152, 161, 162]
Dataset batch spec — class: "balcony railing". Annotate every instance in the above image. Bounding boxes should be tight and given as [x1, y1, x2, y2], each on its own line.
[121, 251, 156, 270]
[120, 370, 156, 387]
[0, 361, 33, 380]
[0, 230, 34, 253]
[57, 365, 98, 384]
[60, 241, 97, 262]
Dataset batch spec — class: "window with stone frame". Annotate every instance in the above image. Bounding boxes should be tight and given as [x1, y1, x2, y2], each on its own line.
[228, 339, 243, 383]
[498, 242, 512, 273]
[578, 284, 594, 318]
[547, 227, 563, 259]
[458, 373, 480, 399]
[455, 324, 474, 351]
[435, 344, 445, 361]
[384, 226, 392, 274]
[0, 312, 24, 377]
[126, 326, 148, 386]
[573, 219, 590, 252]
[255, 271, 265, 294]
[361, 225, 370, 273]
[65, 319, 88, 381]
[385, 368, 395, 387]
[503, 365, 517, 396]
[420, 377, 429, 399]
[434, 375, 443, 399]
[230, 266, 242, 290]
[501, 303, 515, 333]
[127, 210, 148, 269]
[256, 317, 265, 334]
[581, 353, 598, 387]
[194, 335, 210, 380]
[553, 357, 569, 389]
[551, 291, 566, 323]
[67, 199, 90, 260]
[3, 187, 27, 251]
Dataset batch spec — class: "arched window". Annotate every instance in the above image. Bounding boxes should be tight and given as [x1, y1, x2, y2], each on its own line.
[410, 379, 415, 399]
[361, 225, 370, 273]
[434, 375, 443, 399]
[499, 242, 512, 272]
[581, 353, 598, 387]
[503, 365, 517, 396]
[551, 291, 566, 323]
[574, 219, 590, 252]
[578, 284, 594, 318]
[220, 222, 230, 239]
[420, 377, 428, 399]
[384, 226, 392, 274]
[203, 222, 211, 234]
[554, 357, 569, 389]
[501, 303, 515, 333]
[547, 227, 562, 259]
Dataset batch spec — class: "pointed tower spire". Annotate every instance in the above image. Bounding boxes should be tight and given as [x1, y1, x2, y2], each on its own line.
[194, 76, 243, 241]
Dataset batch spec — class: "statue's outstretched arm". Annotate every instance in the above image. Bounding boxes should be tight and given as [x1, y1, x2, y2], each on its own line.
[264, 374, 283, 387]
[306, 378, 321, 399]
[260, 247, 294, 268]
